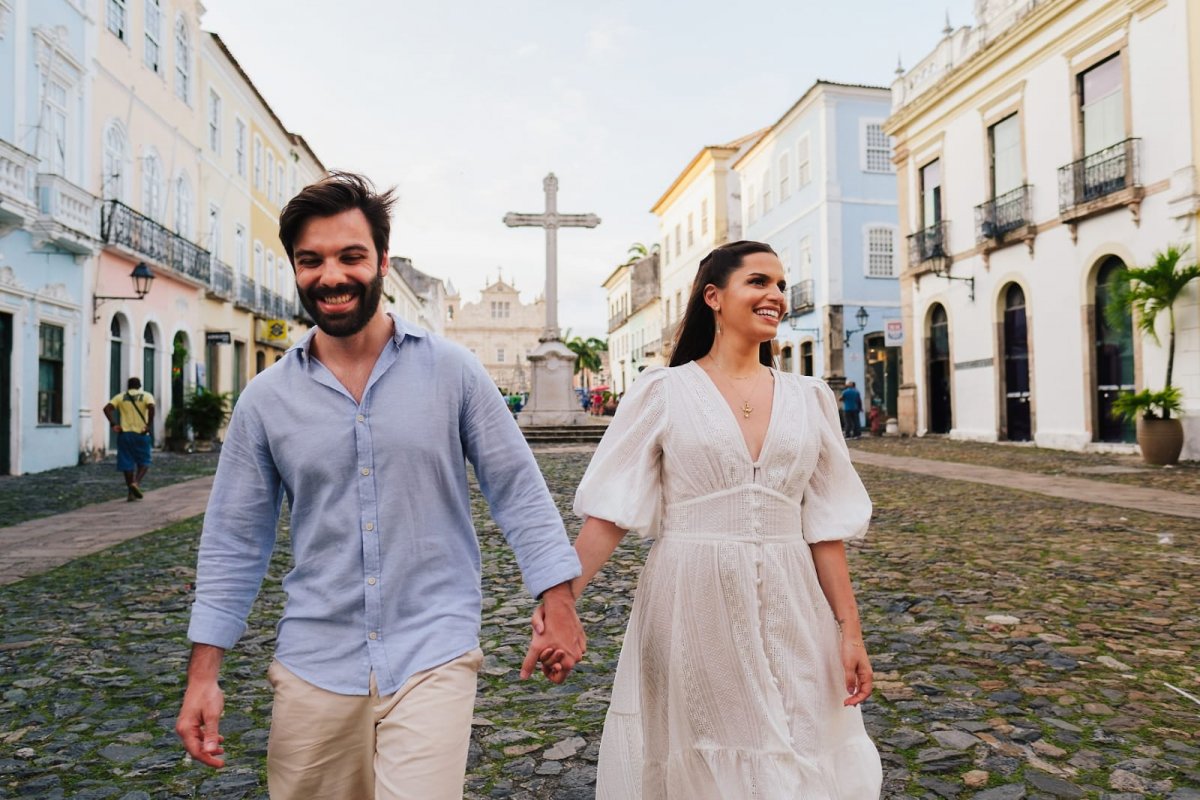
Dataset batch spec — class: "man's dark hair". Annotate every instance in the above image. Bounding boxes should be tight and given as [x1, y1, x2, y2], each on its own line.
[278, 171, 397, 266]
[127, 377, 142, 390]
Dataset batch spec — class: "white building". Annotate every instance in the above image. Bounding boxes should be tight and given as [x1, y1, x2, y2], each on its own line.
[445, 274, 544, 392]
[886, 0, 1200, 458]
[603, 252, 660, 394]
[390, 256, 449, 336]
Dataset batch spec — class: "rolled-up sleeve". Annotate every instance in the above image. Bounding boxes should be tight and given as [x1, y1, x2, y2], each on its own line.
[187, 391, 285, 649]
[801, 380, 872, 544]
[460, 359, 580, 599]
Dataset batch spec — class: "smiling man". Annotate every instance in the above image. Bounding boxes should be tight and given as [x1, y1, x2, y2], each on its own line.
[176, 172, 585, 800]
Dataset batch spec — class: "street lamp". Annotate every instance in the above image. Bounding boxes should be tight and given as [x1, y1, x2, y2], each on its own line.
[93, 262, 155, 322]
[843, 305, 869, 346]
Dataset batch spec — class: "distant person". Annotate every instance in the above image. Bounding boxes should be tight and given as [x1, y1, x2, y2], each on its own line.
[103, 377, 155, 501]
[176, 172, 584, 800]
[541, 241, 881, 798]
[842, 380, 863, 439]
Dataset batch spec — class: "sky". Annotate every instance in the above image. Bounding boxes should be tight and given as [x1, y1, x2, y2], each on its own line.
[202, 0, 976, 338]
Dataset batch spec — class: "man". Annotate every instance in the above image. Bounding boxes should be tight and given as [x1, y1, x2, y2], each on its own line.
[176, 172, 586, 799]
[841, 380, 863, 439]
[103, 377, 155, 501]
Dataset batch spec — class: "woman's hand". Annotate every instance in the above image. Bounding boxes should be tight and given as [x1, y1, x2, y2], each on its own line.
[841, 639, 873, 706]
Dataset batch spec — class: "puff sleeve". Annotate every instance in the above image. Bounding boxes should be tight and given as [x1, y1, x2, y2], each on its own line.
[801, 379, 873, 543]
[572, 367, 670, 539]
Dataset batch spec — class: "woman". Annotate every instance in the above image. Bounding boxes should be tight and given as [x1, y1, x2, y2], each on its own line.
[544, 241, 881, 798]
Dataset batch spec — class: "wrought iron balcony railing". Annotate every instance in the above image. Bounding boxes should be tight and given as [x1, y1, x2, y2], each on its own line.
[209, 260, 235, 300]
[975, 185, 1031, 242]
[907, 220, 949, 265]
[608, 309, 629, 333]
[236, 276, 258, 311]
[100, 200, 211, 284]
[789, 279, 815, 315]
[1058, 138, 1141, 213]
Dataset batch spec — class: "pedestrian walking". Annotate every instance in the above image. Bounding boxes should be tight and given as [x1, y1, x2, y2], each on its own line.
[842, 380, 863, 439]
[536, 241, 881, 798]
[103, 377, 155, 501]
[176, 172, 585, 800]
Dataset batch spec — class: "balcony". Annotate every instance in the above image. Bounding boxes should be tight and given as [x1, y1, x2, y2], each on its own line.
[100, 200, 211, 285]
[32, 174, 99, 254]
[608, 308, 629, 333]
[208, 260, 235, 301]
[258, 287, 291, 320]
[1058, 138, 1143, 232]
[235, 276, 258, 312]
[0, 139, 38, 229]
[975, 185, 1033, 252]
[789, 279, 815, 315]
[907, 220, 950, 270]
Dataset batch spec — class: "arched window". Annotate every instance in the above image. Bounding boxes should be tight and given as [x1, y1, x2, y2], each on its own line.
[1002, 285, 1031, 441]
[780, 345, 794, 373]
[142, 150, 163, 220]
[266, 252, 275, 294]
[1095, 258, 1135, 442]
[927, 304, 952, 434]
[102, 122, 128, 202]
[142, 323, 158, 397]
[173, 172, 193, 239]
[174, 16, 191, 101]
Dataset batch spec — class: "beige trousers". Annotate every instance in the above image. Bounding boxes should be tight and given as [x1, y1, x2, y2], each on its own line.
[266, 649, 483, 800]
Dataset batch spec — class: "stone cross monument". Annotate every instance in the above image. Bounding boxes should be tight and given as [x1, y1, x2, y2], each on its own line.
[504, 173, 600, 426]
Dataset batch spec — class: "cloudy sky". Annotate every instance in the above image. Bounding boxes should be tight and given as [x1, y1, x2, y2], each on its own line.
[202, 0, 975, 337]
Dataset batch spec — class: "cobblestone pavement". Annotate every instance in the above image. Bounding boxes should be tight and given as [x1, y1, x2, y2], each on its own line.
[1, 450, 1198, 798]
[850, 435, 1200, 495]
[0, 452, 220, 529]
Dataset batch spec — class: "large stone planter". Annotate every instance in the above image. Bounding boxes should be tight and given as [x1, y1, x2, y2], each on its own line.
[1137, 417, 1184, 466]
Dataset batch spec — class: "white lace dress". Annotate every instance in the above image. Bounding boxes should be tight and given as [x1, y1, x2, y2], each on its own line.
[574, 362, 882, 799]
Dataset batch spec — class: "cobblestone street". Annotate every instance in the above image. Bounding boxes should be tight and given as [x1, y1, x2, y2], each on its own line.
[0, 445, 1197, 799]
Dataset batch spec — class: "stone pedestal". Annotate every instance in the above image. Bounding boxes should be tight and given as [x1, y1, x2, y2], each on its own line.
[517, 338, 589, 427]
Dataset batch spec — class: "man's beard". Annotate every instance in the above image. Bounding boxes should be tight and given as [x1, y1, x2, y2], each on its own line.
[298, 268, 384, 338]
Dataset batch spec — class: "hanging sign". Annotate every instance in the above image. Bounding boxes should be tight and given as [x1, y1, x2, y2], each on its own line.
[885, 319, 904, 346]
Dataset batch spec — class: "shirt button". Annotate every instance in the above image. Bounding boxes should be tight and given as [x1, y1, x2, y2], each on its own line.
[365, 522, 375, 532]
[356, 414, 365, 423]
[367, 577, 377, 586]
[361, 467, 370, 476]
[369, 631, 378, 640]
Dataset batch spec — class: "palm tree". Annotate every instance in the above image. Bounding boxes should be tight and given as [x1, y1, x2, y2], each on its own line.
[1107, 245, 1200, 418]
[622, 242, 650, 266]
[563, 329, 608, 390]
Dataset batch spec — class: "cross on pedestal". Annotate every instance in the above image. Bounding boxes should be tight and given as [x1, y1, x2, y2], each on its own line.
[503, 173, 600, 341]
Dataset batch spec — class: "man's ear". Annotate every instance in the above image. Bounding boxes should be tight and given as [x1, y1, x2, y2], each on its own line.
[379, 253, 389, 277]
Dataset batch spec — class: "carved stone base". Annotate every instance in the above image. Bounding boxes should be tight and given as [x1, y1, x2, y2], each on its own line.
[516, 338, 590, 428]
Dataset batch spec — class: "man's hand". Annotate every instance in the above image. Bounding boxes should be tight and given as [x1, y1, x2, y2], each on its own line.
[176, 644, 227, 768]
[111, 424, 123, 433]
[520, 583, 586, 684]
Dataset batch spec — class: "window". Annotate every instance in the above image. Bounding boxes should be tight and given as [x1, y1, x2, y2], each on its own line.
[277, 163, 285, 206]
[254, 241, 264, 282]
[174, 17, 190, 101]
[40, 80, 68, 176]
[921, 159, 942, 227]
[687, 213, 694, 247]
[867, 227, 896, 277]
[174, 172, 192, 239]
[266, 252, 275, 293]
[235, 118, 247, 177]
[761, 172, 771, 214]
[1080, 54, 1124, 154]
[797, 136, 812, 186]
[107, 0, 127, 40]
[675, 290, 682, 321]
[38, 324, 64, 425]
[142, 324, 157, 397]
[496, 347, 506, 363]
[490, 301, 511, 319]
[748, 184, 757, 224]
[144, 0, 162, 73]
[799, 237, 812, 280]
[142, 150, 163, 220]
[864, 123, 893, 172]
[267, 151, 274, 199]
[208, 205, 220, 260]
[672, 224, 680, 256]
[664, 298, 670, 322]
[781, 345, 793, 373]
[800, 341, 814, 376]
[700, 199, 708, 235]
[234, 225, 247, 277]
[208, 90, 221, 152]
[779, 153, 791, 200]
[989, 114, 1022, 197]
[233, 341, 245, 395]
[663, 238, 669, 266]
[253, 136, 263, 189]
[102, 122, 128, 201]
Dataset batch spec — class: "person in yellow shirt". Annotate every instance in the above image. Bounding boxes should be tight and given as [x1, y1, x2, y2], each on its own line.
[103, 377, 156, 501]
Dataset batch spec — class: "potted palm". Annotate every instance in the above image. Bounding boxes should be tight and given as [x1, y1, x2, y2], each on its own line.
[1106, 245, 1200, 465]
[183, 390, 231, 452]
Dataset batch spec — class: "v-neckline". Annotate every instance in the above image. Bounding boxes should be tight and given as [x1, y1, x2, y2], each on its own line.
[689, 360, 779, 465]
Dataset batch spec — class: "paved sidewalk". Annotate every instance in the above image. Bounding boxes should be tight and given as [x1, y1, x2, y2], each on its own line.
[850, 449, 1200, 520]
[0, 475, 214, 586]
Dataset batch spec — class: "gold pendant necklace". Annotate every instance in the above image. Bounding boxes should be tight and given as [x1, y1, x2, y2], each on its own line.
[709, 357, 764, 418]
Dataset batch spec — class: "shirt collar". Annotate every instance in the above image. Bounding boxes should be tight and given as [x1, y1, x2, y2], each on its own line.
[289, 312, 426, 361]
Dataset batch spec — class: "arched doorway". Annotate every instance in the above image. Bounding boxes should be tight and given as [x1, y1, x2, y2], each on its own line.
[927, 304, 952, 433]
[172, 331, 189, 412]
[142, 323, 158, 400]
[865, 332, 900, 418]
[109, 315, 128, 450]
[780, 345, 794, 373]
[1094, 257, 1135, 442]
[800, 341, 814, 376]
[1002, 285, 1031, 441]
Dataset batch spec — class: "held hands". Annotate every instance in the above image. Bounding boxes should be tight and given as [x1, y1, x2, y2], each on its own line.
[520, 584, 587, 684]
[175, 679, 227, 768]
[840, 637, 874, 707]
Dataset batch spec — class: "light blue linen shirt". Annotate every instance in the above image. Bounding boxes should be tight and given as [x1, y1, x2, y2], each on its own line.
[187, 315, 581, 695]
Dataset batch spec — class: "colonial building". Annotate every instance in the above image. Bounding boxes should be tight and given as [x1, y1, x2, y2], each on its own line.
[0, 0, 100, 474]
[445, 275, 544, 392]
[652, 129, 764, 361]
[604, 252, 661, 394]
[389, 256, 450, 335]
[736, 81, 900, 413]
[886, 0, 1199, 458]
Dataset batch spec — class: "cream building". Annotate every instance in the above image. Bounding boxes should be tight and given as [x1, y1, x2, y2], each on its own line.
[651, 129, 764, 361]
[886, 0, 1199, 458]
[604, 252, 661, 394]
[390, 256, 449, 335]
[445, 275, 544, 392]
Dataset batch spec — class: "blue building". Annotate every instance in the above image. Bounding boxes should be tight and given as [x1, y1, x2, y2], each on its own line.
[0, 0, 100, 473]
[736, 81, 900, 419]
